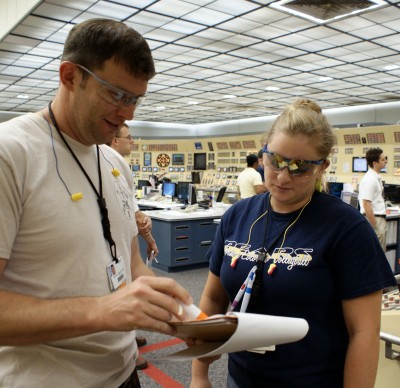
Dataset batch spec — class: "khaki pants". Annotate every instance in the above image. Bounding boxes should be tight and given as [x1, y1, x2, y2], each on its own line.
[374, 217, 387, 252]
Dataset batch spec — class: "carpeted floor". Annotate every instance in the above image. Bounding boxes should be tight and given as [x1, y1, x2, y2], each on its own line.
[135, 266, 228, 388]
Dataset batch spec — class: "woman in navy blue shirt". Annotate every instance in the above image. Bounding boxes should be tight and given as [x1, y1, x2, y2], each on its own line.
[190, 99, 396, 388]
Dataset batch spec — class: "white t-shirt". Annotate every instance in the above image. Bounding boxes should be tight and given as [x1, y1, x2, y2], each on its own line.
[358, 168, 386, 215]
[0, 113, 138, 387]
[237, 167, 263, 199]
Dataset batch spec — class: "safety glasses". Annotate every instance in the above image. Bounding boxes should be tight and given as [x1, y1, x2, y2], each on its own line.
[262, 144, 325, 177]
[75, 64, 146, 107]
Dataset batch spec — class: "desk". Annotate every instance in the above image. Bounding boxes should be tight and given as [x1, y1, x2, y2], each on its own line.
[137, 199, 184, 210]
[139, 206, 229, 272]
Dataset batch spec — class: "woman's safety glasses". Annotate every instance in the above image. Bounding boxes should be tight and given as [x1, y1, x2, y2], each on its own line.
[262, 145, 325, 177]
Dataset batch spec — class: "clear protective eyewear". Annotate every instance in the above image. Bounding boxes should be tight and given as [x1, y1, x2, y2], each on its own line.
[262, 144, 325, 177]
[76, 64, 146, 107]
[116, 134, 133, 141]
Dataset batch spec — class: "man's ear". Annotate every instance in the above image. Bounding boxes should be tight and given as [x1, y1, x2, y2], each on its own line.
[59, 61, 78, 91]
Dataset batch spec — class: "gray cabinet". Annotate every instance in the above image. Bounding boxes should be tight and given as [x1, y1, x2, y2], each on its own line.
[139, 217, 219, 272]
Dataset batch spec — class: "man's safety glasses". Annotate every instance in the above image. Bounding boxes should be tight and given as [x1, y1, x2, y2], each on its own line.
[76, 64, 146, 107]
[262, 145, 325, 177]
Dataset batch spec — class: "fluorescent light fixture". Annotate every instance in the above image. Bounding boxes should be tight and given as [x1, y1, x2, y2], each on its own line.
[384, 65, 399, 71]
[188, 101, 199, 104]
[155, 106, 166, 110]
[223, 94, 237, 99]
[319, 76, 333, 81]
[265, 86, 280, 91]
[270, 0, 386, 24]
[17, 94, 30, 99]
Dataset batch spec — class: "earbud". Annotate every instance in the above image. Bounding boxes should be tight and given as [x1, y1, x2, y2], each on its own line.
[267, 263, 277, 275]
[71, 192, 83, 201]
[231, 256, 239, 268]
[112, 168, 120, 177]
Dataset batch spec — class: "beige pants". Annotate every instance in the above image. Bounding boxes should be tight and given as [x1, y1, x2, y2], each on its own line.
[374, 217, 387, 252]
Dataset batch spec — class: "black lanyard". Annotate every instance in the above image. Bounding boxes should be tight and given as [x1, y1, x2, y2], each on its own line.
[48, 102, 118, 262]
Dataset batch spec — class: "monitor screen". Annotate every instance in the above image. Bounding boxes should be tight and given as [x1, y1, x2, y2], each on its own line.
[341, 192, 359, 209]
[352, 157, 368, 173]
[188, 184, 197, 205]
[172, 153, 185, 165]
[137, 179, 151, 189]
[176, 181, 190, 202]
[384, 184, 400, 203]
[194, 153, 207, 170]
[194, 142, 202, 150]
[326, 182, 344, 198]
[162, 182, 176, 197]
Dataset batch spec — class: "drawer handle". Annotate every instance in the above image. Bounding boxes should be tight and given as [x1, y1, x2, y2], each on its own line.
[175, 257, 190, 262]
[199, 222, 213, 226]
[175, 225, 189, 230]
[200, 240, 212, 246]
[175, 247, 190, 251]
[176, 236, 189, 240]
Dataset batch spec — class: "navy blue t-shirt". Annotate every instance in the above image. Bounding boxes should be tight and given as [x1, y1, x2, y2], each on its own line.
[209, 191, 396, 387]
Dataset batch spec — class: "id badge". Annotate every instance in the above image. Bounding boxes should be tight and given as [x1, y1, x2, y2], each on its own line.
[107, 257, 127, 291]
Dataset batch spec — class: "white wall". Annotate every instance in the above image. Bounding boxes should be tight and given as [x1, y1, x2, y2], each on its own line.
[126, 101, 400, 139]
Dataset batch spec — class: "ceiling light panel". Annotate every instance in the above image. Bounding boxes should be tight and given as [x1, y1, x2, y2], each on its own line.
[146, 0, 200, 17]
[162, 19, 205, 34]
[183, 7, 233, 25]
[217, 18, 263, 34]
[127, 11, 173, 28]
[87, 1, 138, 18]
[145, 28, 186, 43]
[32, 2, 81, 22]
[45, 0, 98, 10]
[351, 24, 396, 39]
[295, 40, 334, 52]
[208, 0, 260, 15]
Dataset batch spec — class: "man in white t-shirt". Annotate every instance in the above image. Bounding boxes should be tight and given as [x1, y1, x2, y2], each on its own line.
[237, 154, 268, 199]
[0, 19, 192, 388]
[358, 148, 388, 251]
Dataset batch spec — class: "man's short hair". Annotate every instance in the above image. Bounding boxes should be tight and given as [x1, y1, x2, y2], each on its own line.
[246, 154, 258, 167]
[62, 18, 155, 81]
[365, 148, 383, 167]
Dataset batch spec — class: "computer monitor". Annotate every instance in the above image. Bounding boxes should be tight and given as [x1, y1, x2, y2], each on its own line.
[137, 179, 151, 190]
[176, 181, 190, 202]
[194, 153, 207, 170]
[326, 182, 344, 198]
[188, 184, 197, 205]
[341, 192, 359, 209]
[352, 157, 368, 173]
[384, 184, 400, 203]
[162, 182, 176, 198]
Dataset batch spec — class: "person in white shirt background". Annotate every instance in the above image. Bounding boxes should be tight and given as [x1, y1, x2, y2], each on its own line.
[237, 154, 268, 199]
[358, 148, 388, 251]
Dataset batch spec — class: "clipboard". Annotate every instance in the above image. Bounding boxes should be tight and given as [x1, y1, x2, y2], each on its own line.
[164, 312, 309, 360]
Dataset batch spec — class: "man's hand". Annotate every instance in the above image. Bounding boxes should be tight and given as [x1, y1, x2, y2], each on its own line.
[97, 276, 192, 335]
[136, 211, 152, 236]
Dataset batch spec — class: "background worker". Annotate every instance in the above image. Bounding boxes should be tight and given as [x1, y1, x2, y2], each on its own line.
[257, 148, 265, 182]
[358, 148, 388, 251]
[0, 18, 192, 388]
[237, 153, 268, 198]
[108, 122, 159, 370]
